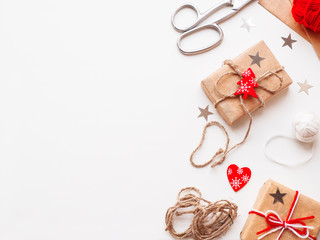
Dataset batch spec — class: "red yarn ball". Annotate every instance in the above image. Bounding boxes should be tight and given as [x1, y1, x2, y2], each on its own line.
[292, 0, 320, 32]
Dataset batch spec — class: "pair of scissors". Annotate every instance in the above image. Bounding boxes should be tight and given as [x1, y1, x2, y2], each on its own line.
[171, 0, 255, 55]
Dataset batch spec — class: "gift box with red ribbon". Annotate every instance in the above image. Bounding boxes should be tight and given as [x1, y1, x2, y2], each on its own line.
[241, 180, 320, 240]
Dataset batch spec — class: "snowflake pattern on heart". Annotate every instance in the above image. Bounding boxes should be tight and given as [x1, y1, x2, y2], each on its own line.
[227, 164, 251, 192]
[234, 68, 259, 99]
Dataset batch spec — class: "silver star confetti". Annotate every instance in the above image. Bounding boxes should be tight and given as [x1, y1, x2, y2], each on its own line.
[249, 51, 265, 68]
[240, 17, 255, 32]
[281, 34, 297, 49]
[198, 105, 213, 121]
[297, 80, 313, 95]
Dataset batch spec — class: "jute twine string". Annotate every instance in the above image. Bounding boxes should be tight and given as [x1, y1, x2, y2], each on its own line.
[190, 60, 284, 168]
[165, 187, 238, 240]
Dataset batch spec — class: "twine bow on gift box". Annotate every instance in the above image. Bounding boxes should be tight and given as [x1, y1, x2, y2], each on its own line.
[190, 60, 284, 168]
[249, 191, 316, 240]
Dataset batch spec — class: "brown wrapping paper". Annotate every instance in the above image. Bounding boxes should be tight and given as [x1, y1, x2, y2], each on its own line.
[241, 179, 320, 240]
[201, 40, 292, 126]
[259, 0, 320, 59]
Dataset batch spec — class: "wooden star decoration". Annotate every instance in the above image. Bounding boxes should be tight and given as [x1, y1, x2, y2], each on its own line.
[240, 17, 255, 32]
[270, 188, 287, 204]
[281, 34, 297, 49]
[249, 51, 265, 68]
[297, 80, 313, 95]
[198, 105, 213, 121]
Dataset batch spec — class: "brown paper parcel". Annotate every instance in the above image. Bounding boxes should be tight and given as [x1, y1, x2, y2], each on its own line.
[241, 179, 320, 240]
[201, 40, 292, 126]
[259, 0, 320, 59]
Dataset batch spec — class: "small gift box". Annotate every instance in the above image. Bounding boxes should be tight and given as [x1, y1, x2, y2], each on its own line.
[241, 179, 320, 240]
[201, 40, 292, 125]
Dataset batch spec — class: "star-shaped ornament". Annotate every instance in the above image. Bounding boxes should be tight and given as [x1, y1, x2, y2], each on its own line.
[240, 17, 256, 32]
[234, 68, 259, 99]
[198, 105, 213, 121]
[249, 51, 265, 68]
[297, 80, 313, 95]
[270, 188, 287, 204]
[281, 34, 297, 49]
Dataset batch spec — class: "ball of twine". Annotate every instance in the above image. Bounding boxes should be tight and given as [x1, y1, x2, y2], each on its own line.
[292, 0, 320, 32]
[165, 187, 238, 240]
[293, 112, 320, 143]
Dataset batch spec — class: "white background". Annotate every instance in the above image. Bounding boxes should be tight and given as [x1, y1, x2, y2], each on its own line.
[0, 0, 319, 239]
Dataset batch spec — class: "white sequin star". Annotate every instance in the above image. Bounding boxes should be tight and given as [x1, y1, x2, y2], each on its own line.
[241, 18, 256, 32]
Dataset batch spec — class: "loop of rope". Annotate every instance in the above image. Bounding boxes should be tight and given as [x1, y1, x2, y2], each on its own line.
[190, 121, 229, 168]
[264, 135, 315, 167]
[177, 187, 203, 203]
[165, 187, 238, 240]
[190, 60, 284, 168]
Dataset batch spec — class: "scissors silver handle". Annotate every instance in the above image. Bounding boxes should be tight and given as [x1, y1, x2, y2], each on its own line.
[171, 0, 232, 33]
[177, 23, 223, 55]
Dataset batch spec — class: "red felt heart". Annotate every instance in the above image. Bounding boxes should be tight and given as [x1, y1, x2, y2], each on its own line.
[227, 164, 251, 192]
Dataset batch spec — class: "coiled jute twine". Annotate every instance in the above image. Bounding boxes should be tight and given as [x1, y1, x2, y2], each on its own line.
[165, 187, 238, 240]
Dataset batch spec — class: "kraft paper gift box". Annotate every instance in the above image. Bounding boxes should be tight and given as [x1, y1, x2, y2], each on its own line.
[259, 0, 320, 59]
[241, 179, 320, 240]
[201, 40, 292, 126]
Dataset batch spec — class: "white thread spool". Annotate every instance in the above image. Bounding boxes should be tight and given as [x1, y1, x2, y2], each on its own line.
[293, 112, 320, 143]
[265, 112, 320, 167]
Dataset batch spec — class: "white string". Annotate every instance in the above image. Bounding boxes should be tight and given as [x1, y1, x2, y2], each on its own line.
[264, 135, 314, 167]
[276, 228, 285, 240]
[288, 191, 299, 220]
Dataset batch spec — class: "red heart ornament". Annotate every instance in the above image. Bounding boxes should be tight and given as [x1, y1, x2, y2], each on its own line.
[227, 164, 251, 192]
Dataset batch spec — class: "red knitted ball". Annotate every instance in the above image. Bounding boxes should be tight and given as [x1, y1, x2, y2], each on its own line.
[292, 0, 320, 32]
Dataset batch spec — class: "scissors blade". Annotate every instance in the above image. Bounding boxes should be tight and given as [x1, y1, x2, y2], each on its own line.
[232, 0, 255, 10]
